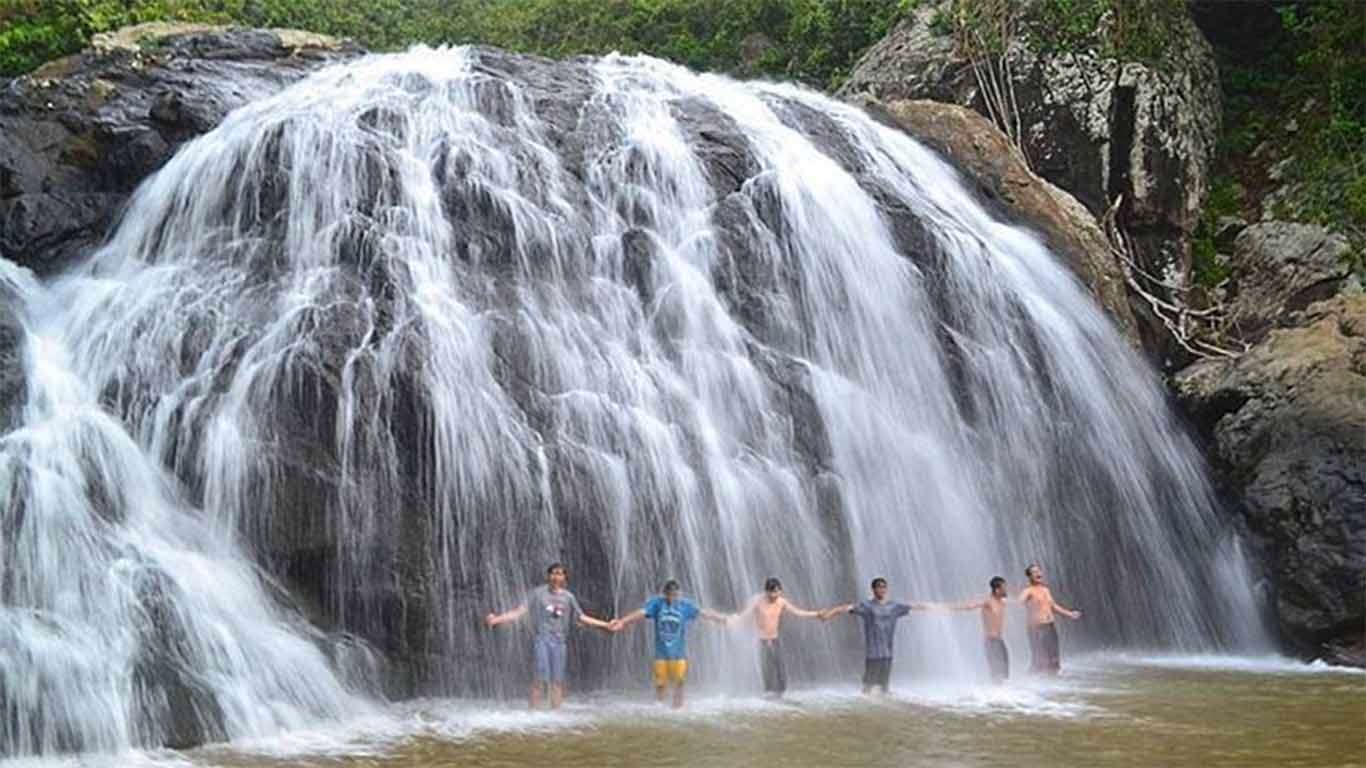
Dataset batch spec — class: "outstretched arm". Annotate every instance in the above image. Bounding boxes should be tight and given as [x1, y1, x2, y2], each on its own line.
[1053, 599, 1081, 620]
[700, 608, 729, 625]
[611, 608, 647, 632]
[485, 604, 528, 628]
[917, 599, 983, 612]
[577, 612, 614, 631]
[783, 599, 821, 620]
[726, 597, 758, 627]
[819, 602, 855, 620]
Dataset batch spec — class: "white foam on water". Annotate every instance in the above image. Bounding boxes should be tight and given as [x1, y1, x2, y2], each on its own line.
[883, 678, 1107, 720]
[1106, 653, 1366, 676]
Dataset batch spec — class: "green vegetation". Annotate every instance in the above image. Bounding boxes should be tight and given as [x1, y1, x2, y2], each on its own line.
[934, 0, 1186, 65]
[0, 0, 914, 88]
[1207, 0, 1365, 281]
[1276, 4, 1366, 236]
[1190, 177, 1240, 289]
[1190, 4, 1366, 289]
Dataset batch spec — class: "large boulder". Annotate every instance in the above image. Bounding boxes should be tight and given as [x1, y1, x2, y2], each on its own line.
[0, 24, 358, 275]
[1175, 288, 1366, 656]
[840, 2, 1221, 356]
[860, 97, 1138, 340]
[1224, 222, 1354, 341]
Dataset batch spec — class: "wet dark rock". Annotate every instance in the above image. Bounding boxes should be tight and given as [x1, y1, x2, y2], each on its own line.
[130, 567, 228, 750]
[0, 279, 26, 432]
[1175, 291, 1366, 655]
[0, 26, 359, 275]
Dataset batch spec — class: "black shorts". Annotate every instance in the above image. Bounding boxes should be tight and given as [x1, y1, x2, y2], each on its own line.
[862, 658, 892, 690]
[759, 639, 787, 694]
[984, 637, 1009, 681]
[1028, 623, 1061, 673]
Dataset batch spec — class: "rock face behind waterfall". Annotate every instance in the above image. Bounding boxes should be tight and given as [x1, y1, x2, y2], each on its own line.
[839, 2, 1221, 356]
[1176, 222, 1366, 660]
[0, 278, 23, 430]
[0, 25, 358, 276]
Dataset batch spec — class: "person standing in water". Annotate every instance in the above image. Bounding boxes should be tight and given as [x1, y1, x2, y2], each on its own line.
[1018, 563, 1081, 674]
[820, 577, 928, 694]
[612, 579, 728, 708]
[924, 576, 1013, 683]
[729, 577, 822, 698]
[484, 562, 615, 709]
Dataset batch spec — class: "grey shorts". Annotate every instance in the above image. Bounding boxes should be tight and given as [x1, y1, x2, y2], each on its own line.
[533, 633, 567, 683]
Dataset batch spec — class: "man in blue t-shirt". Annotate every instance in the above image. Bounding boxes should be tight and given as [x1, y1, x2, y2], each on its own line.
[822, 577, 928, 694]
[615, 579, 727, 708]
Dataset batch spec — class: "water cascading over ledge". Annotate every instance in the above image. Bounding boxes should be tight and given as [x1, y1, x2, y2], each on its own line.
[0, 45, 1269, 755]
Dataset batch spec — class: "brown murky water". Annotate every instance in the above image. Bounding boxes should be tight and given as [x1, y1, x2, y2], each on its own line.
[40, 656, 1366, 768]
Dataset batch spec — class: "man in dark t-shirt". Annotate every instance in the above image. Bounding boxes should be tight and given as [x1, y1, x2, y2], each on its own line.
[822, 577, 927, 694]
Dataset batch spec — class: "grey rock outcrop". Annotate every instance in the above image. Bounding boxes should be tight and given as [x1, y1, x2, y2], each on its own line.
[1223, 222, 1353, 341]
[840, 2, 1221, 356]
[0, 24, 358, 275]
[859, 97, 1138, 339]
[1176, 280, 1365, 656]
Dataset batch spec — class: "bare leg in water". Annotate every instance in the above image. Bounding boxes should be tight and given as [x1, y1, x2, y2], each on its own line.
[529, 681, 543, 709]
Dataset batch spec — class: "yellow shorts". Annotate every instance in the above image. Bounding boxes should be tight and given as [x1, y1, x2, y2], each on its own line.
[652, 659, 688, 687]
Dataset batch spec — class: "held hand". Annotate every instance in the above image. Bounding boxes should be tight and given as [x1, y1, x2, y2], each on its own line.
[608, 619, 623, 632]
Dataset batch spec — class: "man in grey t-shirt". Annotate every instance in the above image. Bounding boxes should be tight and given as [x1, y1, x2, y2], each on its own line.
[486, 563, 614, 709]
[821, 577, 926, 694]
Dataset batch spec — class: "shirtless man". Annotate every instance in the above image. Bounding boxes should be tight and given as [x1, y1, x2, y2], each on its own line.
[1018, 563, 1081, 675]
[484, 563, 615, 709]
[729, 577, 821, 697]
[820, 577, 927, 694]
[929, 576, 1012, 682]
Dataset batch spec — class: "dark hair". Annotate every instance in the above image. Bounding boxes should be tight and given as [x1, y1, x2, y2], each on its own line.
[871, 577, 888, 590]
[989, 576, 1006, 591]
[1025, 563, 1040, 577]
[547, 562, 567, 576]
[662, 579, 681, 593]
[764, 577, 782, 592]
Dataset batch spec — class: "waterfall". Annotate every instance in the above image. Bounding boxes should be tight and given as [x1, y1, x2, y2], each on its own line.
[0, 45, 1268, 755]
[0, 260, 375, 756]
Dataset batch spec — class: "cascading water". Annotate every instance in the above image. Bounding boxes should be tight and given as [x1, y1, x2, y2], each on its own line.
[0, 45, 1270, 756]
[0, 260, 375, 757]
